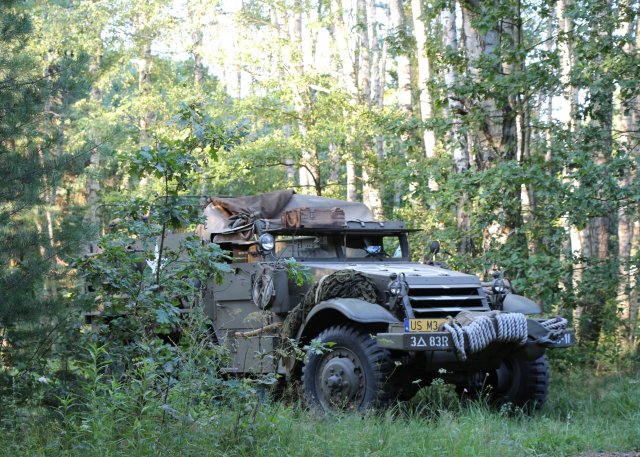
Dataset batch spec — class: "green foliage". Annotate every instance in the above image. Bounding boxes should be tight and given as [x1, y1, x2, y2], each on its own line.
[0, 0, 90, 391]
[78, 104, 236, 369]
[2, 366, 639, 456]
[282, 257, 312, 286]
[2, 2, 640, 451]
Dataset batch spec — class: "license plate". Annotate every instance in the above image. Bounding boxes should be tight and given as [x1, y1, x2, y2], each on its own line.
[405, 333, 452, 349]
[404, 318, 448, 333]
[552, 329, 575, 348]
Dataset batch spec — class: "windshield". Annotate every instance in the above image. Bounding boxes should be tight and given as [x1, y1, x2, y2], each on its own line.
[274, 233, 408, 260]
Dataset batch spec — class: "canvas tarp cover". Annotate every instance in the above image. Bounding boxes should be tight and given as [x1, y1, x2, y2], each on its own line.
[198, 189, 374, 241]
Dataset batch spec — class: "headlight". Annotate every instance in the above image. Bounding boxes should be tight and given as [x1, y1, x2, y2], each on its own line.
[492, 279, 506, 294]
[258, 233, 275, 252]
[388, 280, 402, 296]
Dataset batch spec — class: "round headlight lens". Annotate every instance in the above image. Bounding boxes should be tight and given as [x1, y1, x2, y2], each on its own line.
[388, 280, 402, 296]
[258, 233, 275, 252]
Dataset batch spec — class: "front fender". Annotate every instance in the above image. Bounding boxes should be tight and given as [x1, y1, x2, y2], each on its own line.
[502, 294, 542, 315]
[307, 298, 399, 324]
[296, 298, 399, 341]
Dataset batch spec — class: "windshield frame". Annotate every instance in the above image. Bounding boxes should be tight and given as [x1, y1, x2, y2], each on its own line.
[266, 228, 413, 261]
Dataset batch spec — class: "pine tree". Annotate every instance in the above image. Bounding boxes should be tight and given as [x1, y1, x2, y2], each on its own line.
[0, 0, 73, 375]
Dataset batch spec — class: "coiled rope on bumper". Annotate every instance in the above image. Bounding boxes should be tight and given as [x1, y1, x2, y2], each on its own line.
[444, 312, 568, 361]
[443, 312, 528, 361]
[495, 312, 529, 345]
[541, 316, 568, 332]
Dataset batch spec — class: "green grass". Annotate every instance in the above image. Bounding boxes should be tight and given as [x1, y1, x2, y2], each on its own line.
[2, 368, 639, 457]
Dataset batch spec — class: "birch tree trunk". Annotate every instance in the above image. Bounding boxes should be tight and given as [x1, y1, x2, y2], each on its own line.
[137, 34, 154, 148]
[366, 0, 387, 219]
[630, 17, 640, 345]
[389, 0, 413, 210]
[442, 1, 472, 254]
[389, 0, 413, 114]
[188, 0, 205, 88]
[357, 0, 371, 104]
[37, 148, 57, 297]
[578, 3, 618, 345]
[358, 0, 373, 209]
[272, 5, 296, 189]
[331, 0, 358, 201]
[411, 0, 436, 158]
[618, 10, 638, 344]
[357, 0, 383, 218]
[501, 4, 525, 258]
[331, 0, 357, 95]
[631, 219, 640, 344]
[442, 1, 466, 173]
[290, 1, 320, 195]
[461, 1, 500, 168]
[39, 57, 60, 297]
[135, 12, 155, 188]
[544, 8, 555, 160]
[556, 0, 583, 322]
[462, 0, 523, 264]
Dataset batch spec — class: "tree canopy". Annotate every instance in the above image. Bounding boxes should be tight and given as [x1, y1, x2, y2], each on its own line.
[1, 0, 639, 380]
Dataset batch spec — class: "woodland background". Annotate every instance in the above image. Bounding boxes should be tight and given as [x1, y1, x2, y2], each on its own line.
[1, 0, 640, 454]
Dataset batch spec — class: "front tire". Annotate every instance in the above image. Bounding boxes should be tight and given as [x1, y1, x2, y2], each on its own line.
[488, 354, 550, 411]
[302, 324, 393, 412]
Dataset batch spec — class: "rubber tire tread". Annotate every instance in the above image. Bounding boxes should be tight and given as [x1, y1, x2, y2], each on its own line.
[526, 355, 550, 409]
[500, 354, 550, 411]
[301, 324, 394, 412]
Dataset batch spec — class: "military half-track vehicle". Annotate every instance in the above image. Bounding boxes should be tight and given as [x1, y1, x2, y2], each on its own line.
[192, 189, 574, 411]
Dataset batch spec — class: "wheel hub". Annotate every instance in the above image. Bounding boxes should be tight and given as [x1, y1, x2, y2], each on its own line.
[317, 350, 364, 409]
[493, 359, 518, 394]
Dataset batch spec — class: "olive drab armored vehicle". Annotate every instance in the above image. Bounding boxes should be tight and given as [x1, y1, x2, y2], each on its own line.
[195, 189, 574, 411]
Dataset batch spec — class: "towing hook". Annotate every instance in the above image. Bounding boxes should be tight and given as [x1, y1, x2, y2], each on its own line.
[395, 272, 409, 297]
[388, 272, 409, 298]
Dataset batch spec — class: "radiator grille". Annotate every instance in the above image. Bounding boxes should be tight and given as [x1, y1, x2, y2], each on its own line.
[407, 285, 487, 315]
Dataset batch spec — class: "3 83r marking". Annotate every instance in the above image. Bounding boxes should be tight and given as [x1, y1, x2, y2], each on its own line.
[406, 334, 451, 349]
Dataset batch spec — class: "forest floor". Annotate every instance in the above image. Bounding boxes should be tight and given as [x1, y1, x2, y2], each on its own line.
[1, 364, 639, 457]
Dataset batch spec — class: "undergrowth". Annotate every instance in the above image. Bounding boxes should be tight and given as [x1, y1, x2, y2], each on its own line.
[1, 358, 638, 457]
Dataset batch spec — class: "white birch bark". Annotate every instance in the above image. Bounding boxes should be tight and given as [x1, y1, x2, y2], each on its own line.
[330, 0, 358, 201]
[556, 0, 583, 322]
[389, 0, 412, 114]
[462, 1, 501, 162]
[389, 0, 412, 210]
[331, 0, 357, 96]
[618, 9, 637, 342]
[442, 1, 468, 174]
[364, 0, 385, 219]
[411, 0, 436, 158]
[289, 2, 317, 194]
[630, 17, 640, 344]
[442, 1, 471, 252]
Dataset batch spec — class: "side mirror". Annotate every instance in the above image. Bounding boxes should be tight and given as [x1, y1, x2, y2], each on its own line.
[429, 241, 440, 256]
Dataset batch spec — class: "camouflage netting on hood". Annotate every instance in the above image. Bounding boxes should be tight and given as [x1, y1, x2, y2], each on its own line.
[280, 270, 380, 341]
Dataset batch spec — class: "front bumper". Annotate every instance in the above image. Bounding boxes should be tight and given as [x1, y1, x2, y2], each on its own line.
[375, 327, 575, 352]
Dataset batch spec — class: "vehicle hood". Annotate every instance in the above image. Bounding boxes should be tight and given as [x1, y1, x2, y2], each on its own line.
[301, 261, 482, 287]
